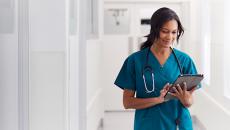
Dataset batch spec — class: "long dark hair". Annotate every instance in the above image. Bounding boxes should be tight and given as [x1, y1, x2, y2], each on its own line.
[140, 7, 184, 50]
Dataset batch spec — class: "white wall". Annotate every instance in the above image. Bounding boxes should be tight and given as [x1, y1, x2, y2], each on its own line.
[0, 0, 19, 129]
[86, 0, 105, 130]
[207, 0, 230, 111]
[0, 0, 101, 130]
[189, 0, 230, 129]
[86, 39, 104, 130]
[28, 0, 68, 129]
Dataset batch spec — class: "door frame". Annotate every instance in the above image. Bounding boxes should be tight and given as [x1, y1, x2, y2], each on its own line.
[18, 0, 29, 129]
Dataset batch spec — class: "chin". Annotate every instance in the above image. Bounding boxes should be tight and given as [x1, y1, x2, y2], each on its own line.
[161, 41, 172, 48]
[161, 44, 171, 48]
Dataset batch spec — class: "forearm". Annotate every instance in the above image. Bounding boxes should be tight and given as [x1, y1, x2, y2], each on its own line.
[123, 97, 163, 110]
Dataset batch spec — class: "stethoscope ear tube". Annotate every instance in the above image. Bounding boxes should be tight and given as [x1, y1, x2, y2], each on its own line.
[171, 48, 183, 74]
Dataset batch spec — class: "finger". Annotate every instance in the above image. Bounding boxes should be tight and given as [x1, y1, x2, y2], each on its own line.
[166, 84, 171, 91]
[162, 83, 171, 93]
[160, 87, 167, 93]
[160, 89, 166, 94]
[160, 90, 167, 97]
[183, 82, 187, 92]
[164, 84, 171, 90]
[163, 83, 170, 89]
[169, 92, 177, 98]
[176, 84, 183, 94]
[173, 87, 179, 94]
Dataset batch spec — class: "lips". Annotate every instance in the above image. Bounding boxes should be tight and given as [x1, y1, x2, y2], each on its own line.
[162, 40, 171, 44]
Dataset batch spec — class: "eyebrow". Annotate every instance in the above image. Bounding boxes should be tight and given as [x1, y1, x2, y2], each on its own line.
[161, 28, 178, 32]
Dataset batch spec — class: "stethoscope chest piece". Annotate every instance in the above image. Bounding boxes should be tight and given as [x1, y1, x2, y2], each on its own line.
[142, 65, 155, 93]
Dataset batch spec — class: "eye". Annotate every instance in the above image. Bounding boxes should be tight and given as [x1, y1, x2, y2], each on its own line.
[161, 30, 169, 33]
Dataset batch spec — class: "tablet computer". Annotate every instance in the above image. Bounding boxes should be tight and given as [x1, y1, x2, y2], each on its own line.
[164, 74, 204, 101]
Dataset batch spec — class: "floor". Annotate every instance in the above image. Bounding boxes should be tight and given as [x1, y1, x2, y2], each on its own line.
[98, 111, 205, 130]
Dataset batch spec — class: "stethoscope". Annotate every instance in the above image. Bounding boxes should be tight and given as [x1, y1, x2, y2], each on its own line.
[142, 47, 183, 93]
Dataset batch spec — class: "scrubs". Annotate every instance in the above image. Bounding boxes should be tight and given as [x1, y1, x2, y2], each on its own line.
[114, 47, 199, 130]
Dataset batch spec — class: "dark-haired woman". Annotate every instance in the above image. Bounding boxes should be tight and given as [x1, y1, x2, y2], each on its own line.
[114, 7, 200, 130]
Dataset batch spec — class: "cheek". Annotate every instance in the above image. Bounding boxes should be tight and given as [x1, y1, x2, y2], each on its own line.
[159, 33, 167, 39]
[172, 35, 177, 40]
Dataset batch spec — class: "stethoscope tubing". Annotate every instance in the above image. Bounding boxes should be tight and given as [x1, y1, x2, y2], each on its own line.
[142, 47, 182, 93]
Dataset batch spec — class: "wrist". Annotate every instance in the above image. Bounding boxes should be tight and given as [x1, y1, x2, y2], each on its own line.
[182, 101, 192, 108]
[181, 97, 193, 108]
[154, 97, 164, 104]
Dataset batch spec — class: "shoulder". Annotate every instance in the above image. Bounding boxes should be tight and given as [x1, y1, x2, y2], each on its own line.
[125, 48, 148, 62]
[173, 48, 193, 62]
[173, 48, 198, 74]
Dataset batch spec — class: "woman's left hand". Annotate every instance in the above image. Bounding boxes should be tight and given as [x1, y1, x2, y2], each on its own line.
[170, 82, 196, 108]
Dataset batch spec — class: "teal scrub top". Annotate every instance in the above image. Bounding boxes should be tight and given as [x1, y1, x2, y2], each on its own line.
[114, 47, 200, 130]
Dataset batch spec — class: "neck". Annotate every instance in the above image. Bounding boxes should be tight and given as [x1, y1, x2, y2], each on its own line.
[151, 44, 171, 55]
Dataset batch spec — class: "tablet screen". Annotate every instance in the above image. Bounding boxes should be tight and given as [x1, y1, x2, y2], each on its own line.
[169, 74, 204, 93]
[164, 74, 204, 100]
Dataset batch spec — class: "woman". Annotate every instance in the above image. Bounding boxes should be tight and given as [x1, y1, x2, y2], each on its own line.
[114, 7, 200, 130]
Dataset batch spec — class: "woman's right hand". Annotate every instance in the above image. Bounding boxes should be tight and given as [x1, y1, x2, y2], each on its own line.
[123, 83, 171, 109]
[158, 83, 171, 103]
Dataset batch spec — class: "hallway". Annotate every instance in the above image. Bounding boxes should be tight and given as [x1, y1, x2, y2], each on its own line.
[99, 111, 205, 130]
[1, 0, 230, 130]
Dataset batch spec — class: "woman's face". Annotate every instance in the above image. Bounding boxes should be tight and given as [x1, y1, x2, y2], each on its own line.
[155, 19, 178, 48]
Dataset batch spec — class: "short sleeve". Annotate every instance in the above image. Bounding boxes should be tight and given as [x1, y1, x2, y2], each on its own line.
[182, 57, 202, 88]
[114, 57, 136, 91]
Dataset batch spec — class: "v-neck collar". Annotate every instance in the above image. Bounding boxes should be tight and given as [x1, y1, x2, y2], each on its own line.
[148, 47, 173, 68]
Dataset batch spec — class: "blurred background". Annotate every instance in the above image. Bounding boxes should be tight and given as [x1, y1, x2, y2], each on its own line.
[1, 0, 230, 130]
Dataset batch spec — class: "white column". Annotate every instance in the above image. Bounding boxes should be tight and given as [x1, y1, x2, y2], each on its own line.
[0, 0, 19, 130]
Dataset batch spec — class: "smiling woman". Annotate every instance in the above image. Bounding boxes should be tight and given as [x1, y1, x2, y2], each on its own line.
[155, 20, 178, 49]
[114, 7, 200, 130]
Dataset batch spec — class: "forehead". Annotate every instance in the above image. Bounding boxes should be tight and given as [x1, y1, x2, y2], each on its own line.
[161, 19, 178, 30]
